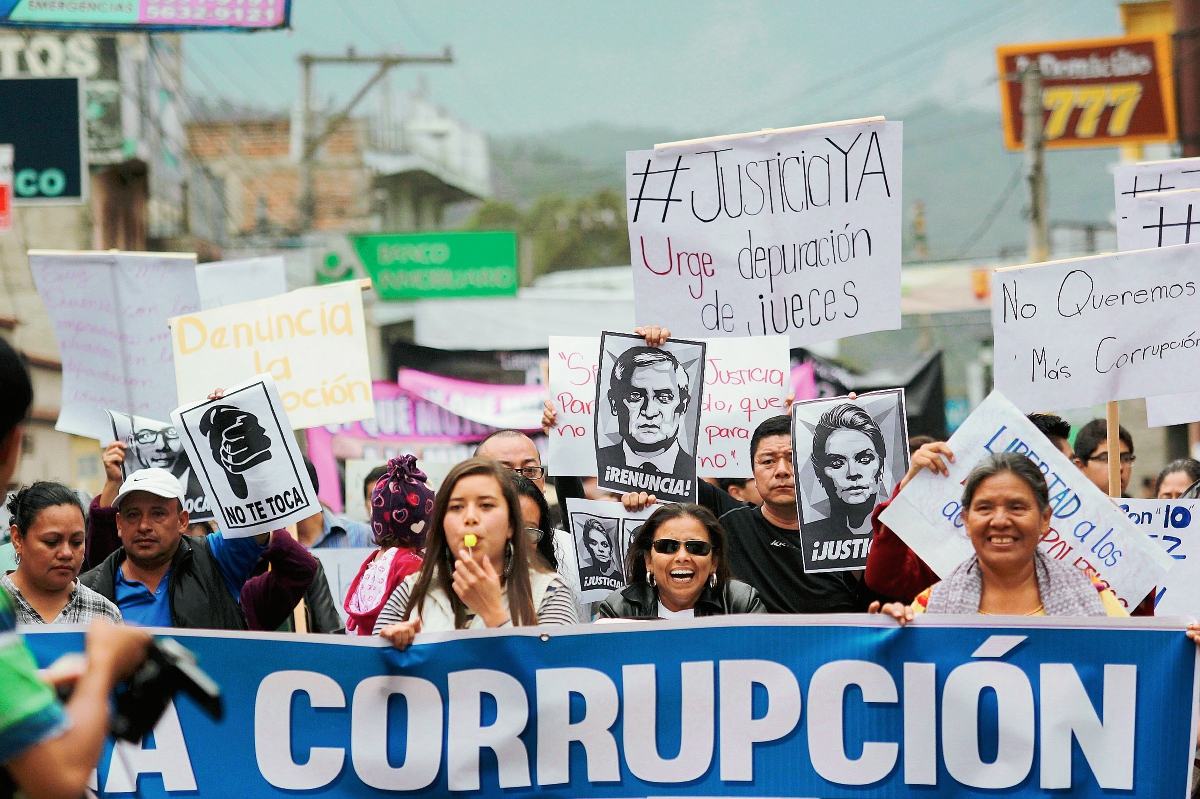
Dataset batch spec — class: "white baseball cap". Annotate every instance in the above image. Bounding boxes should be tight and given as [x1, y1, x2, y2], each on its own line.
[114, 468, 186, 509]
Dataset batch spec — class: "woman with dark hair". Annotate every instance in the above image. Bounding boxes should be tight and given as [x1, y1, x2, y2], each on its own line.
[512, 474, 556, 569]
[374, 458, 577, 648]
[806, 403, 889, 543]
[2, 482, 121, 625]
[596, 504, 764, 619]
[1156, 458, 1200, 499]
[870, 453, 1125, 621]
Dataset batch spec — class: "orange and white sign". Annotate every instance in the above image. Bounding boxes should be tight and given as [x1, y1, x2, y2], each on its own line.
[997, 35, 1176, 151]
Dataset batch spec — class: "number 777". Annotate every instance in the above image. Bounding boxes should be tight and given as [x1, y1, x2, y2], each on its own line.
[1040, 82, 1143, 140]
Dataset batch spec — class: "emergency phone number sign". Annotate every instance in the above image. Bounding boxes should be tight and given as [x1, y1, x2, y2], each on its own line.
[997, 34, 1176, 151]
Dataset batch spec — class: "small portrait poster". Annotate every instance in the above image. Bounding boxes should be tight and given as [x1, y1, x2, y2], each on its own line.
[565, 498, 653, 604]
[792, 389, 909, 573]
[172, 374, 318, 538]
[594, 332, 705, 503]
[105, 410, 214, 523]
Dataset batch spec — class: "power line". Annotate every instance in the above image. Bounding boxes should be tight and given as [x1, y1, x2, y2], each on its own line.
[955, 163, 1025, 259]
[906, 120, 1001, 148]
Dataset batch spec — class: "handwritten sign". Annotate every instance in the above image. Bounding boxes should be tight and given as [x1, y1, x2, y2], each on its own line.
[172, 374, 318, 538]
[547, 336, 600, 476]
[880, 390, 1172, 609]
[1118, 498, 1199, 617]
[626, 119, 903, 345]
[169, 282, 373, 430]
[990, 244, 1200, 411]
[1113, 157, 1200, 247]
[30, 249, 199, 440]
[549, 336, 788, 478]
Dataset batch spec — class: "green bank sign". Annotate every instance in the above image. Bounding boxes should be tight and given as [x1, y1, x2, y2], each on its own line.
[353, 231, 518, 300]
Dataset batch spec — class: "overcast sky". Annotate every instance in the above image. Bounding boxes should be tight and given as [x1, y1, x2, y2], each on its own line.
[184, 0, 1125, 137]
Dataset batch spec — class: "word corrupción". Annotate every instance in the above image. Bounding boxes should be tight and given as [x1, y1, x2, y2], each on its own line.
[252, 652, 1137, 792]
[173, 301, 356, 355]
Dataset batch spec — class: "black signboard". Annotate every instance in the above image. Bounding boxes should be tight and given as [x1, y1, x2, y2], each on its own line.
[0, 76, 84, 204]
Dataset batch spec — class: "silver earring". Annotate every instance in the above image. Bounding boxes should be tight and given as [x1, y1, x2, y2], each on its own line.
[709, 573, 717, 588]
[503, 539, 514, 577]
[648, 572, 656, 587]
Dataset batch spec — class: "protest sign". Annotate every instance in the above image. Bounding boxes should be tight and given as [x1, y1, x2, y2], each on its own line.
[990, 244, 1200, 411]
[194, 255, 288, 311]
[24, 614, 1198, 799]
[1118, 498, 1199, 617]
[105, 410, 213, 522]
[626, 118, 903, 346]
[880, 391, 1172, 609]
[547, 335, 600, 476]
[30, 249, 200, 440]
[564, 497, 652, 603]
[172, 375, 318, 538]
[792, 390, 908, 572]
[1113, 156, 1200, 247]
[169, 282, 374, 430]
[311, 547, 376, 624]
[594, 332, 704, 503]
[396, 368, 546, 431]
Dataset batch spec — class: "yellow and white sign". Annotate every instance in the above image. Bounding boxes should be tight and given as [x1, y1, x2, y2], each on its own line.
[168, 282, 374, 429]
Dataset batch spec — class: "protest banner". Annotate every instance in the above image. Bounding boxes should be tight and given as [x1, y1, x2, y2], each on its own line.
[30, 249, 200, 440]
[564, 497, 652, 603]
[397, 368, 546, 431]
[594, 332, 705, 503]
[169, 282, 374, 430]
[194, 255, 288, 311]
[792, 390, 908, 572]
[1112, 156, 1200, 247]
[990, 244, 1200, 411]
[550, 335, 789, 478]
[23, 614, 1198, 799]
[1118, 498, 1199, 617]
[172, 375, 318, 538]
[626, 119, 903, 346]
[547, 335, 600, 476]
[105, 410, 213, 522]
[879, 391, 1172, 609]
[305, 382, 496, 512]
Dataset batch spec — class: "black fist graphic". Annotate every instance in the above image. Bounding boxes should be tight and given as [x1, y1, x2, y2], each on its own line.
[198, 405, 273, 499]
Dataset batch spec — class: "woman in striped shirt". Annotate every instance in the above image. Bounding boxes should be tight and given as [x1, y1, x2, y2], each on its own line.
[375, 458, 577, 648]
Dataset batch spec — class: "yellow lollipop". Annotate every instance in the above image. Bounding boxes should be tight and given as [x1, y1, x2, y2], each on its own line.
[464, 533, 477, 554]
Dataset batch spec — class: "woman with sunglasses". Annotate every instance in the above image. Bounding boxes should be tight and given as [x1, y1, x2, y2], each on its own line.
[596, 504, 765, 620]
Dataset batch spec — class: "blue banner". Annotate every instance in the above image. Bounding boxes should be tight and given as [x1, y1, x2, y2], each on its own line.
[23, 615, 1199, 798]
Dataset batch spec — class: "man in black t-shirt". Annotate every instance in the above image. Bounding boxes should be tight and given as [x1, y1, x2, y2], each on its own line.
[720, 415, 859, 614]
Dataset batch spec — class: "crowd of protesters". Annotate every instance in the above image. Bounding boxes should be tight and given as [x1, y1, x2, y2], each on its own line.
[5, 325, 1200, 797]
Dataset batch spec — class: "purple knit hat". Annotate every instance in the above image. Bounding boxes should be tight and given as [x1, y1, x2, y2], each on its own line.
[370, 455, 435, 549]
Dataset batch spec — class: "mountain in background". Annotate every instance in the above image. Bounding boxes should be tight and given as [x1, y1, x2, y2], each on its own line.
[487, 108, 1124, 263]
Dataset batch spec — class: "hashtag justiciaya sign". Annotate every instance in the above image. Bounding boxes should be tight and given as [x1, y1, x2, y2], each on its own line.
[173, 374, 319, 538]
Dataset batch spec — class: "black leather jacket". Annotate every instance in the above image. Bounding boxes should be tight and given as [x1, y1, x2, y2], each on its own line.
[596, 579, 766, 619]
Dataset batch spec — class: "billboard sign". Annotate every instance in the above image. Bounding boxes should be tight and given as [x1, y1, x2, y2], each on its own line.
[353, 231, 519, 300]
[0, 76, 84, 204]
[997, 35, 1176, 150]
[0, 0, 289, 30]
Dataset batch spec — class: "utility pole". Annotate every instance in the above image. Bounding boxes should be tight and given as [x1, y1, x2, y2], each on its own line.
[1022, 61, 1049, 263]
[296, 46, 453, 232]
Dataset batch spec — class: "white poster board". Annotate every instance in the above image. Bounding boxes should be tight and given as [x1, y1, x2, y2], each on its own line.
[172, 374, 319, 538]
[626, 118, 903, 346]
[312, 547, 375, 623]
[548, 335, 789, 478]
[564, 498, 654, 604]
[168, 282, 374, 430]
[30, 249, 200, 440]
[990, 243, 1200, 411]
[1118, 498, 1199, 618]
[1113, 157, 1200, 247]
[195, 255, 288, 311]
[879, 390, 1172, 610]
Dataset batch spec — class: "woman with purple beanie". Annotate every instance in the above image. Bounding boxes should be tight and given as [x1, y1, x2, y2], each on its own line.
[343, 456, 435, 635]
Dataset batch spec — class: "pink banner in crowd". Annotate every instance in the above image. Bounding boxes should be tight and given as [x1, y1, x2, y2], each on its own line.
[791, 361, 817, 402]
[397, 368, 547, 431]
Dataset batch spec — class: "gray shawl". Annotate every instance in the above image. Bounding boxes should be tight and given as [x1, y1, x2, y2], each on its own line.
[925, 549, 1108, 616]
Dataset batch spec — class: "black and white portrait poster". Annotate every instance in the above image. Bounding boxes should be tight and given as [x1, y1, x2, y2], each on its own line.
[171, 374, 318, 538]
[593, 332, 705, 503]
[565, 498, 653, 604]
[105, 410, 214, 522]
[792, 389, 909, 573]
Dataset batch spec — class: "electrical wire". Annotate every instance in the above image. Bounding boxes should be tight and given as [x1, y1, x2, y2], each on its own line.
[954, 162, 1025, 259]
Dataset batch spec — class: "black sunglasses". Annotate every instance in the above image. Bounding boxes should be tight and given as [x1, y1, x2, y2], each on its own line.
[651, 539, 713, 556]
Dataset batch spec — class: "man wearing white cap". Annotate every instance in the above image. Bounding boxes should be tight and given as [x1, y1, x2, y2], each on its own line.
[81, 468, 270, 629]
